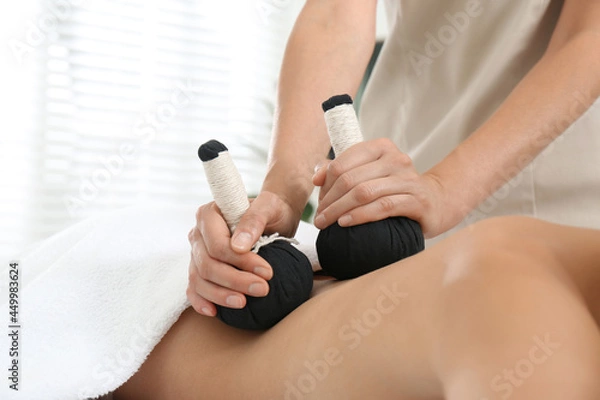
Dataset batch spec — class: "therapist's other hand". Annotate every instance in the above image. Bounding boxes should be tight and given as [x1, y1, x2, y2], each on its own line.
[312, 138, 446, 239]
[187, 191, 299, 316]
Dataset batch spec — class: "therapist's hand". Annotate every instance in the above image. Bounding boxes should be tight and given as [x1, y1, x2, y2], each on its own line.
[312, 138, 447, 239]
[187, 191, 299, 316]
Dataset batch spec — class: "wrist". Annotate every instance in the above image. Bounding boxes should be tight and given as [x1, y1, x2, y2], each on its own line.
[422, 171, 466, 237]
[262, 161, 316, 222]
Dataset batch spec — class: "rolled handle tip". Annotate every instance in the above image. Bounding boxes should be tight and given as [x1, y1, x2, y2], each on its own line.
[199, 139, 249, 233]
[322, 94, 353, 112]
[198, 140, 228, 162]
[322, 94, 363, 155]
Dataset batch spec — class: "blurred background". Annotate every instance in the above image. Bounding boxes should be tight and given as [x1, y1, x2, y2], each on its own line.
[0, 0, 388, 261]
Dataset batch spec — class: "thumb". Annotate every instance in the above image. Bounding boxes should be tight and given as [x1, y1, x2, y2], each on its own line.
[312, 160, 330, 187]
[230, 195, 273, 253]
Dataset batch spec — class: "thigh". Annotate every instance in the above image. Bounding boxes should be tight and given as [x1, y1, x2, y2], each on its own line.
[114, 235, 456, 399]
[114, 270, 445, 399]
[115, 217, 600, 400]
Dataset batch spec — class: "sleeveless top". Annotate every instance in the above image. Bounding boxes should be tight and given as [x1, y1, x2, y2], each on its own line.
[360, 0, 600, 241]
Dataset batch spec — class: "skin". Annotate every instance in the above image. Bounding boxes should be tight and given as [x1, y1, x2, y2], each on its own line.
[187, 0, 600, 316]
[116, 217, 600, 399]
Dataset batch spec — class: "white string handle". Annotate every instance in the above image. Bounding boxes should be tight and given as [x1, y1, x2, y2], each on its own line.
[199, 140, 298, 253]
[201, 147, 250, 233]
[323, 97, 364, 155]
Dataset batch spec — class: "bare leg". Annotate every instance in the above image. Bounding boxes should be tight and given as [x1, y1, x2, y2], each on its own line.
[115, 217, 600, 399]
[433, 217, 600, 399]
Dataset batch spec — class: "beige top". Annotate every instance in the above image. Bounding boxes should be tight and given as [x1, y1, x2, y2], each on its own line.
[360, 0, 600, 240]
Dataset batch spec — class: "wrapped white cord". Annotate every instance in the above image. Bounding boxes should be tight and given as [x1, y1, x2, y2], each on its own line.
[199, 140, 297, 251]
[323, 95, 364, 155]
[202, 150, 250, 233]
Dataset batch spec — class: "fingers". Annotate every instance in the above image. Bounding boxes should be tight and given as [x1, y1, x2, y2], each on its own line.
[187, 257, 247, 313]
[196, 203, 272, 278]
[187, 203, 274, 314]
[186, 277, 217, 316]
[230, 192, 289, 253]
[187, 239, 269, 311]
[313, 138, 411, 204]
[191, 232, 270, 295]
[313, 139, 417, 229]
[317, 159, 391, 214]
[312, 160, 331, 188]
[317, 140, 386, 201]
[314, 175, 417, 228]
[188, 192, 305, 315]
[335, 193, 421, 227]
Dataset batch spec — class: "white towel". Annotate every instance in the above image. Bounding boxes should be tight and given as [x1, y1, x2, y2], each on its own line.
[0, 204, 319, 400]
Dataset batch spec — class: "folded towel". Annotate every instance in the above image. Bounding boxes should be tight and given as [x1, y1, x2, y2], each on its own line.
[0, 204, 319, 400]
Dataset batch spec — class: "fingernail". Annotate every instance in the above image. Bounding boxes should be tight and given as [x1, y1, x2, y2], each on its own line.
[339, 215, 352, 226]
[201, 307, 213, 316]
[232, 232, 253, 250]
[248, 282, 267, 297]
[313, 162, 324, 174]
[253, 266, 272, 280]
[314, 214, 325, 227]
[226, 295, 244, 308]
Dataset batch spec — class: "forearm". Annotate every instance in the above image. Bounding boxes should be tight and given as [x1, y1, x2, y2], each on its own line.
[263, 0, 377, 217]
[428, 32, 600, 229]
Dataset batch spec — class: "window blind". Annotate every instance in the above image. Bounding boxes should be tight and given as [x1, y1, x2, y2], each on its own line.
[0, 0, 302, 260]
